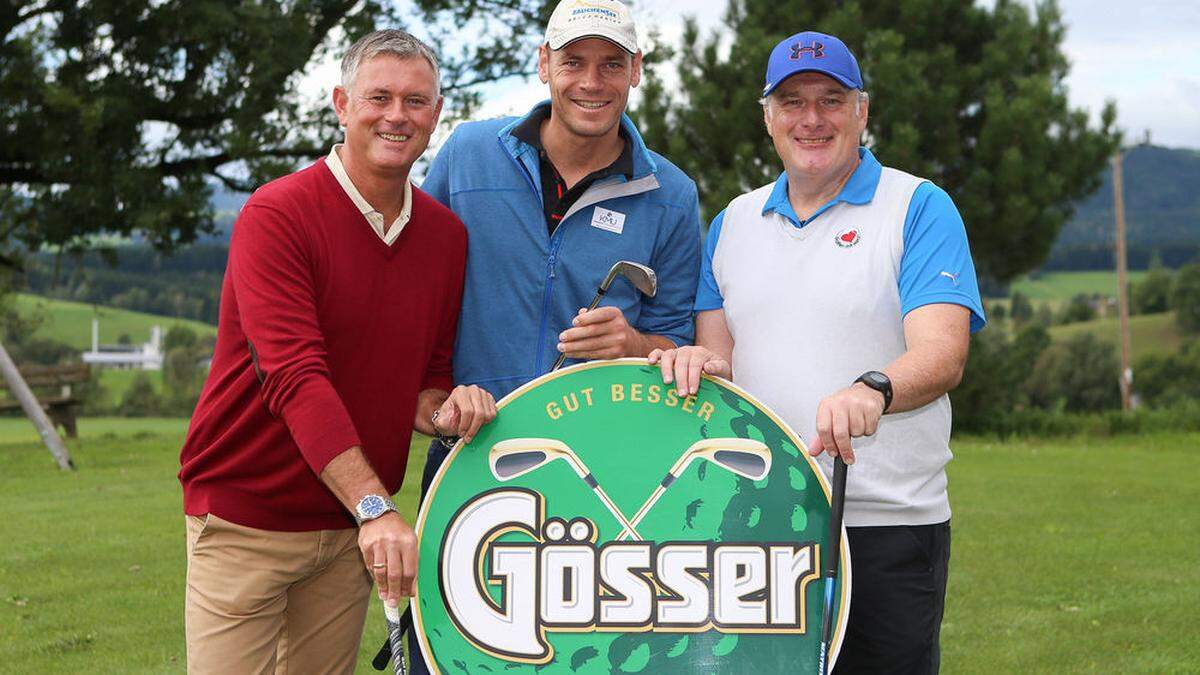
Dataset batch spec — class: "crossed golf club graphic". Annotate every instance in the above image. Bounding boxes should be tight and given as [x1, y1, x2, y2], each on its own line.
[489, 436, 773, 541]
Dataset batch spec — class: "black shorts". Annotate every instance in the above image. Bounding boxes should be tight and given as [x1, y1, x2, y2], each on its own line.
[834, 521, 952, 675]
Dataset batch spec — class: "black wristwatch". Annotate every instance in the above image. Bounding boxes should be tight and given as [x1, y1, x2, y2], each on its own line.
[431, 408, 461, 449]
[855, 371, 893, 413]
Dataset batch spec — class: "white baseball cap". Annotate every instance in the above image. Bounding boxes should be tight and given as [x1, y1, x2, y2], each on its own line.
[544, 0, 639, 54]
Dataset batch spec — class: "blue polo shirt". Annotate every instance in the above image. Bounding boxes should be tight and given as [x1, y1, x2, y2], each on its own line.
[696, 148, 986, 332]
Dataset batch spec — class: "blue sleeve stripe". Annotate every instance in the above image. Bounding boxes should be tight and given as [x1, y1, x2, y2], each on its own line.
[898, 183, 987, 333]
[694, 209, 726, 312]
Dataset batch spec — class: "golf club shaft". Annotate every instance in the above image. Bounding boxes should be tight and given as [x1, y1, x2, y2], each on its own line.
[550, 286, 606, 372]
[591, 484, 643, 540]
[819, 457, 849, 675]
[372, 606, 412, 671]
[616, 483, 668, 541]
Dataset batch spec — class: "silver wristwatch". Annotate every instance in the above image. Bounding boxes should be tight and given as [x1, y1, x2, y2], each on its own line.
[353, 494, 397, 526]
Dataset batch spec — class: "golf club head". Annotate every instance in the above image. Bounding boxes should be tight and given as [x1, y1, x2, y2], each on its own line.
[490, 438, 583, 480]
[605, 261, 657, 298]
[676, 438, 772, 481]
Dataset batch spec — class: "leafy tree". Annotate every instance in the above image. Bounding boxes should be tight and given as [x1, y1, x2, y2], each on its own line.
[1131, 264, 1172, 315]
[1058, 293, 1097, 324]
[1009, 290, 1034, 324]
[1135, 339, 1200, 407]
[1, 1, 550, 262]
[635, 0, 1119, 282]
[1172, 264, 1200, 334]
[953, 323, 1049, 432]
[119, 371, 160, 417]
[164, 325, 199, 352]
[1025, 332, 1120, 412]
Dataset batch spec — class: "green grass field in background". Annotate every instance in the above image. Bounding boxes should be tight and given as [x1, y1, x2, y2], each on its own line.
[1048, 311, 1181, 362]
[1006, 271, 1148, 302]
[1, 420, 1198, 673]
[13, 293, 216, 351]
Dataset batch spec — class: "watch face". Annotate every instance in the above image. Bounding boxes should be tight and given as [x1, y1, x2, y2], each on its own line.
[359, 495, 386, 518]
[865, 372, 889, 388]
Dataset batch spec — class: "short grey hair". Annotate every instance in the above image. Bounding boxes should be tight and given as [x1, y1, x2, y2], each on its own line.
[340, 29, 441, 97]
[761, 89, 869, 117]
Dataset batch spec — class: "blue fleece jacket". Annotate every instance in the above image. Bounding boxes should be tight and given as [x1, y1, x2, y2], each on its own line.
[422, 102, 702, 400]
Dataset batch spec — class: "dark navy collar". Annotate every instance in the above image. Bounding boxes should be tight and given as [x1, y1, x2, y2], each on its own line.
[762, 147, 882, 227]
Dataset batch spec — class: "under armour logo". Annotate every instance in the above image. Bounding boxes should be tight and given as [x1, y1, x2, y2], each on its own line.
[790, 41, 825, 60]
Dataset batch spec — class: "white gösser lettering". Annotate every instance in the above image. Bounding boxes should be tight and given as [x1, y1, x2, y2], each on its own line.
[439, 489, 821, 663]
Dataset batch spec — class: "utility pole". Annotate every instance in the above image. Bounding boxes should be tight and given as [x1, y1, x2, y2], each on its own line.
[0, 341, 74, 470]
[1112, 149, 1133, 410]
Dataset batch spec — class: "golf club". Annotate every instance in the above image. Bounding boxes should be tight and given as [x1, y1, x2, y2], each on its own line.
[550, 260, 657, 371]
[818, 457, 848, 675]
[372, 601, 412, 672]
[615, 438, 772, 540]
[490, 438, 643, 540]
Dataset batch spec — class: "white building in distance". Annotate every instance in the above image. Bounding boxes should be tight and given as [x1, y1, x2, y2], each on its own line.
[81, 319, 164, 370]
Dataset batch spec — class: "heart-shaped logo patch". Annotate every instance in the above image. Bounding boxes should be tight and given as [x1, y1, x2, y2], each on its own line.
[835, 229, 860, 248]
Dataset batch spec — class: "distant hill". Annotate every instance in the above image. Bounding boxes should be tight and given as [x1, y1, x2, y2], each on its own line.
[14, 293, 216, 351]
[1045, 144, 1200, 270]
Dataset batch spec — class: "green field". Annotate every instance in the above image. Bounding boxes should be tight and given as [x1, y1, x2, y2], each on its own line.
[1049, 311, 1181, 362]
[13, 293, 216, 351]
[1006, 271, 1148, 302]
[1, 420, 1197, 673]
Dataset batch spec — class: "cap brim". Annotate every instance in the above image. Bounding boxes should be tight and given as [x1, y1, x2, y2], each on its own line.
[547, 29, 637, 54]
[763, 67, 859, 97]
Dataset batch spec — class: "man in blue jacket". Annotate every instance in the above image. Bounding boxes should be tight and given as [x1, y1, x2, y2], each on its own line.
[409, 1, 700, 669]
[420, 0, 700, 449]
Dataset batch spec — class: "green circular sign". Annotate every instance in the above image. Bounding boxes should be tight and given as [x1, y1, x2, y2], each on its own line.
[414, 360, 850, 673]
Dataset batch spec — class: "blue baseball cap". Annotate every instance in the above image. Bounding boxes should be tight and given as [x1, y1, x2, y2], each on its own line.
[762, 31, 863, 97]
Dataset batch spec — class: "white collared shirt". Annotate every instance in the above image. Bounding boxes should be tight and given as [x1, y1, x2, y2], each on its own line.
[326, 144, 411, 246]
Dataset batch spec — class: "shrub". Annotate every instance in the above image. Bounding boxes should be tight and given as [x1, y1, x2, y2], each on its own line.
[1132, 266, 1172, 315]
[1024, 332, 1121, 412]
[1009, 291, 1034, 324]
[1134, 339, 1200, 407]
[164, 325, 198, 351]
[953, 324, 1050, 433]
[1172, 264, 1200, 334]
[119, 372, 160, 417]
[1058, 293, 1097, 324]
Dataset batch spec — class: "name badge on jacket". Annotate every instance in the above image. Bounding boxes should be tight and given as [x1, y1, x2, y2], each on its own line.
[591, 207, 626, 235]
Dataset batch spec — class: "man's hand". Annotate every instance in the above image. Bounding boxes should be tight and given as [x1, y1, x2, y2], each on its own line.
[557, 306, 641, 360]
[648, 346, 731, 396]
[432, 384, 497, 444]
[807, 382, 886, 465]
[359, 511, 417, 606]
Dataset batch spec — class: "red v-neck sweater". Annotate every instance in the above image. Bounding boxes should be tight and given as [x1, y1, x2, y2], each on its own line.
[179, 159, 466, 531]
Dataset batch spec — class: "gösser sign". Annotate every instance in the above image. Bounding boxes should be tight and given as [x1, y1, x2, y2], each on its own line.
[412, 360, 850, 673]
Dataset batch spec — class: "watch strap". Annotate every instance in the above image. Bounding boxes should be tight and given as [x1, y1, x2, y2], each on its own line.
[855, 371, 893, 413]
[431, 408, 461, 449]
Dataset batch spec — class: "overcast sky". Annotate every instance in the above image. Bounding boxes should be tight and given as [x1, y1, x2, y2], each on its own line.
[464, 0, 1200, 149]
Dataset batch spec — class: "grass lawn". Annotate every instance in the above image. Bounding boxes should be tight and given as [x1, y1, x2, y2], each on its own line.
[1048, 311, 1182, 362]
[13, 293, 216, 351]
[1007, 271, 1148, 302]
[1, 420, 1197, 673]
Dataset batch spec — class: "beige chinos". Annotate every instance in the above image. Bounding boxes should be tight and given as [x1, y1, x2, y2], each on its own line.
[185, 514, 372, 674]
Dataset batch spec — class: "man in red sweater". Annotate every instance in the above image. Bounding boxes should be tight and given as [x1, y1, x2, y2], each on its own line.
[178, 30, 496, 673]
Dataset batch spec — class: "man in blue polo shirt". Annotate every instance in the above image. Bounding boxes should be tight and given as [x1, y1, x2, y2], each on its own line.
[650, 32, 985, 673]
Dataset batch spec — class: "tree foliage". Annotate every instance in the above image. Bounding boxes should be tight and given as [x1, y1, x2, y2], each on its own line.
[1172, 263, 1200, 334]
[1, 0, 550, 262]
[634, 0, 1120, 282]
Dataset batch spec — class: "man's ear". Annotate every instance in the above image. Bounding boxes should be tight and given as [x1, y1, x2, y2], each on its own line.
[537, 44, 551, 84]
[332, 86, 349, 127]
[630, 51, 643, 88]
